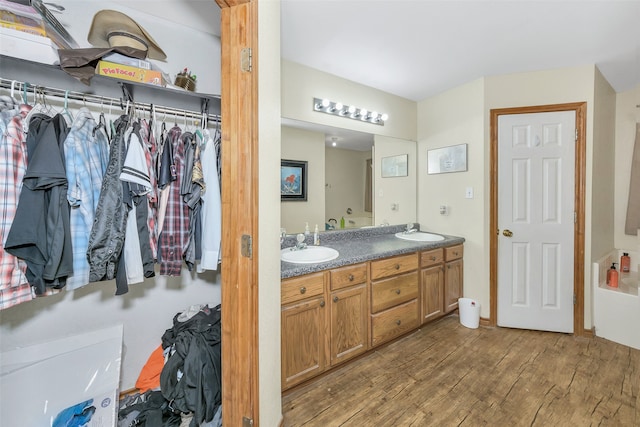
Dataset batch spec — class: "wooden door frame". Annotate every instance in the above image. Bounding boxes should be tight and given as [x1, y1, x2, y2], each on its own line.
[489, 102, 588, 336]
[216, 0, 260, 425]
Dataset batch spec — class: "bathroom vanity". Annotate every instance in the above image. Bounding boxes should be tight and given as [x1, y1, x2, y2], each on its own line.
[280, 225, 465, 391]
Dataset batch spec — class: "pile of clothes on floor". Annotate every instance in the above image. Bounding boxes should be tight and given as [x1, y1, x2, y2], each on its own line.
[118, 303, 222, 427]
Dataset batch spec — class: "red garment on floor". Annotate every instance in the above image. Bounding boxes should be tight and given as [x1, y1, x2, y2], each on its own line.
[135, 345, 164, 393]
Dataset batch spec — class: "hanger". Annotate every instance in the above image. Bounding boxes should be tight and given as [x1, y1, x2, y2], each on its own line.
[23, 86, 56, 133]
[10, 80, 24, 105]
[61, 90, 74, 125]
[93, 99, 108, 138]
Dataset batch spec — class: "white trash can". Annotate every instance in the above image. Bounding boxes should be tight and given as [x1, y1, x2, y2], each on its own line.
[458, 298, 480, 329]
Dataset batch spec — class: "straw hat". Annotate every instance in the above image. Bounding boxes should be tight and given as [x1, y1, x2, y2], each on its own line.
[87, 10, 166, 61]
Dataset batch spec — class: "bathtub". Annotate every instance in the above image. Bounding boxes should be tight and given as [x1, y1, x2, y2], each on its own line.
[593, 249, 639, 350]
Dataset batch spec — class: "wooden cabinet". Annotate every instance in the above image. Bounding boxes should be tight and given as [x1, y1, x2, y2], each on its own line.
[329, 264, 368, 366]
[281, 272, 327, 390]
[281, 242, 464, 390]
[370, 253, 419, 346]
[444, 245, 464, 313]
[420, 248, 445, 324]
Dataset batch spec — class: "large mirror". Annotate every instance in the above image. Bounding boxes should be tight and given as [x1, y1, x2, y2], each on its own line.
[281, 118, 417, 234]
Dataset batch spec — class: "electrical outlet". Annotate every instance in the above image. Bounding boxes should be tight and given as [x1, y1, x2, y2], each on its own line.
[391, 203, 399, 211]
[439, 205, 448, 215]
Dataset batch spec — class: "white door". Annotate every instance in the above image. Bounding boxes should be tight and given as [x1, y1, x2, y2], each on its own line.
[497, 111, 575, 333]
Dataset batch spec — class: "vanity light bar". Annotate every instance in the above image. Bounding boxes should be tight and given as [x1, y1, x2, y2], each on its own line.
[312, 97, 387, 126]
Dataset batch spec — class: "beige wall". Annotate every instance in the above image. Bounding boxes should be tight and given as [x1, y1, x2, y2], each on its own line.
[325, 147, 371, 225]
[591, 68, 617, 261]
[258, 1, 282, 425]
[417, 78, 486, 311]
[281, 126, 326, 233]
[615, 84, 640, 251]
[374, 135, 418, 226]
[282, 60, 417, 142]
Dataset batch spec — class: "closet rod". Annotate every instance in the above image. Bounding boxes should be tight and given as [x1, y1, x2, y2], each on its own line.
[0, 77, 221, 124]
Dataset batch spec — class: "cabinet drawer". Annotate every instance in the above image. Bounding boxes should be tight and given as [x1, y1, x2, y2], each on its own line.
[282, 272, 325, 305]
[371, 299, 419, 346]
[370, 253, 418, 280]
[371, 271, 419, 313]
[330, 263, 368, 291]
[421, 248, 444, 268]
[445, 244, 463, 261]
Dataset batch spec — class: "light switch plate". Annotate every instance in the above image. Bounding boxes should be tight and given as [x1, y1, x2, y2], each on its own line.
[465, 187, 473, 199]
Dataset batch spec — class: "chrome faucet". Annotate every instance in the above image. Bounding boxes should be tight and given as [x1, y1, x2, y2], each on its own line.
[404, 223, 417, 234]
[294, 233, 307, 250]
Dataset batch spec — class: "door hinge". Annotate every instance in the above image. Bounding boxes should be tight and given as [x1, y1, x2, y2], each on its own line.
[573, 294, 576, 305]
[575, 129, 578, 142]
[241, 234, 253, 258]
[574, 211, 577, 223]
[243, 417, 254, 427]
[241, 48, 252, 72]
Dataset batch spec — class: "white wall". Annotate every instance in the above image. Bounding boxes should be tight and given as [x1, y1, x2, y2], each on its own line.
[0, 270, 220, 390]
[374, 135, 417, 226]
[325, 147, 371, 225]
[417, 78, 486, 311]
[282, 60, 417, 142]
[281, 126, 326, 233]
[615, 84, 640, 251]
[258, 0, 283, 424]
[54, 0, 221, 95]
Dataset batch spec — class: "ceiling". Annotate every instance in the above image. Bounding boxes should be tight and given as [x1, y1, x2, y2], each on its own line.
[281, 0, 640, 102]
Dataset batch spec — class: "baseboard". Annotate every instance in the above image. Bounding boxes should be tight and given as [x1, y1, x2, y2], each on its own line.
[479, 317, 491, 327]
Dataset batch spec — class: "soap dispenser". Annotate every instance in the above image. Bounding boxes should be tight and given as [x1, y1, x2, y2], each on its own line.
[340, 217, 345, 229]
[620, 252, 630, 273]
[607, 263, 619, 288]
[313, 224, 320, 245]
[304, 222, 310, 236]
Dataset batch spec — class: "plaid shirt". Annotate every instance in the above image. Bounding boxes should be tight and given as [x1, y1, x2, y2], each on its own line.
[157, 126, 189, 276]
[64, 108, 109, 290]
[0, 105, 34, 309]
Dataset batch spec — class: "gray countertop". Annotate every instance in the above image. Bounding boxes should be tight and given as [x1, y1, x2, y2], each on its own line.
[281, 225, 465, 279]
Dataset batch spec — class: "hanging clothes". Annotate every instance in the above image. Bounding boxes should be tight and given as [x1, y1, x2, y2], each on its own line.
[5, 113, 72, 295]
[197, 129, 221, 273]
[181, 131, 203, 270]
[87, 115, 129, 292]
[139, 119, 159, 259]
[157, 125, 189, 276]
[63, 107, 110, 290]
[0, 105, 34, 309]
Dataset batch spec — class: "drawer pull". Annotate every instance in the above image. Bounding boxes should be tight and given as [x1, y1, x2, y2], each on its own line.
[395, 264, 400, 270]
[395, 289, 401, 295]
[430, 256, 436, 261]
[300, 286, 306, 294]
[320, 300, 325, 307]
[348, 274, 354, 281]
[453, 251, 459, 256]
[333, 296, 339, 303]
[396, 320, 401, 326]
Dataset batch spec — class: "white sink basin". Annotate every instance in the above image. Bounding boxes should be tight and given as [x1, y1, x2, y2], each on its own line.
[281, 246, 339, 264]
[395, 231, 445, 242]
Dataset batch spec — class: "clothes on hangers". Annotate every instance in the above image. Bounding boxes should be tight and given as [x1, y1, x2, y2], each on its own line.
[63, 107, 110, 290]
[197, 129, 221, 273]
[5, 113, 73, 295]
[0, 105, 34, 309]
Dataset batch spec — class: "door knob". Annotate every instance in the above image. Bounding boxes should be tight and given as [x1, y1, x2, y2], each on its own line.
[502, 229, 513, 237]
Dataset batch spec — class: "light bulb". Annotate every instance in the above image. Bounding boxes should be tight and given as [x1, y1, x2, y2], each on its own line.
[381, 113, 389, 121]
[370, 111, 378, 121]
[335, 102, 343, 111]
[321, 98, 330, 108]
[348, 105, 356, 114]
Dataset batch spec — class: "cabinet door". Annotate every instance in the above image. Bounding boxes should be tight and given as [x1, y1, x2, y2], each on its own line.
[281, 295, 327, 390]
[421, 264, 444, 323]
[330, 283, 368, 366]
[444, 259, 463, 313]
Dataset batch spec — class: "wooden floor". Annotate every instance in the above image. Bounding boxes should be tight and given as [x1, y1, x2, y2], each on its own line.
[282, 315, 640, 426]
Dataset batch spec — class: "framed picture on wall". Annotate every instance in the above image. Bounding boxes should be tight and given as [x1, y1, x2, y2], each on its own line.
[427, 143, 468, 174]
[381, 154, 408, 178]
[281, 159, 307, 201]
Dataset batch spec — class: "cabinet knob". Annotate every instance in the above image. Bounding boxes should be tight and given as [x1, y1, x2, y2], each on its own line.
[395, 264, 400, 270]
[348, 274, 354, 281]
[396, 320, 402, 326]
[320, 300, 325, 307]
[300, 286, 306, 294]
[395, 289, 401, 295]
[430, 256, 436, 261]
[333, 296, 339, 303]
[453, 251, 459, 256]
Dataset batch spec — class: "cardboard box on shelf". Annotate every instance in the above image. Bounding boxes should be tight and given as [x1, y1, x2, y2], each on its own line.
[96, 60, 165, 87]
[0, 26, 58, 64]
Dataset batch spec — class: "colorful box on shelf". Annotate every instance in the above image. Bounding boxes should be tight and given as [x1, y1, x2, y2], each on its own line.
[96, 60, 165, 87]
[0, 26, 58, 65]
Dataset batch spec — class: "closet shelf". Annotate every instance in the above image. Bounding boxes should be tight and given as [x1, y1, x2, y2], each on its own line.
[0, 54, 221, 116]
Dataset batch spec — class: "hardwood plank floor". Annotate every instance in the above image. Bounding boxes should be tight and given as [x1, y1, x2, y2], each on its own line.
[282, 315, 640, 426]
